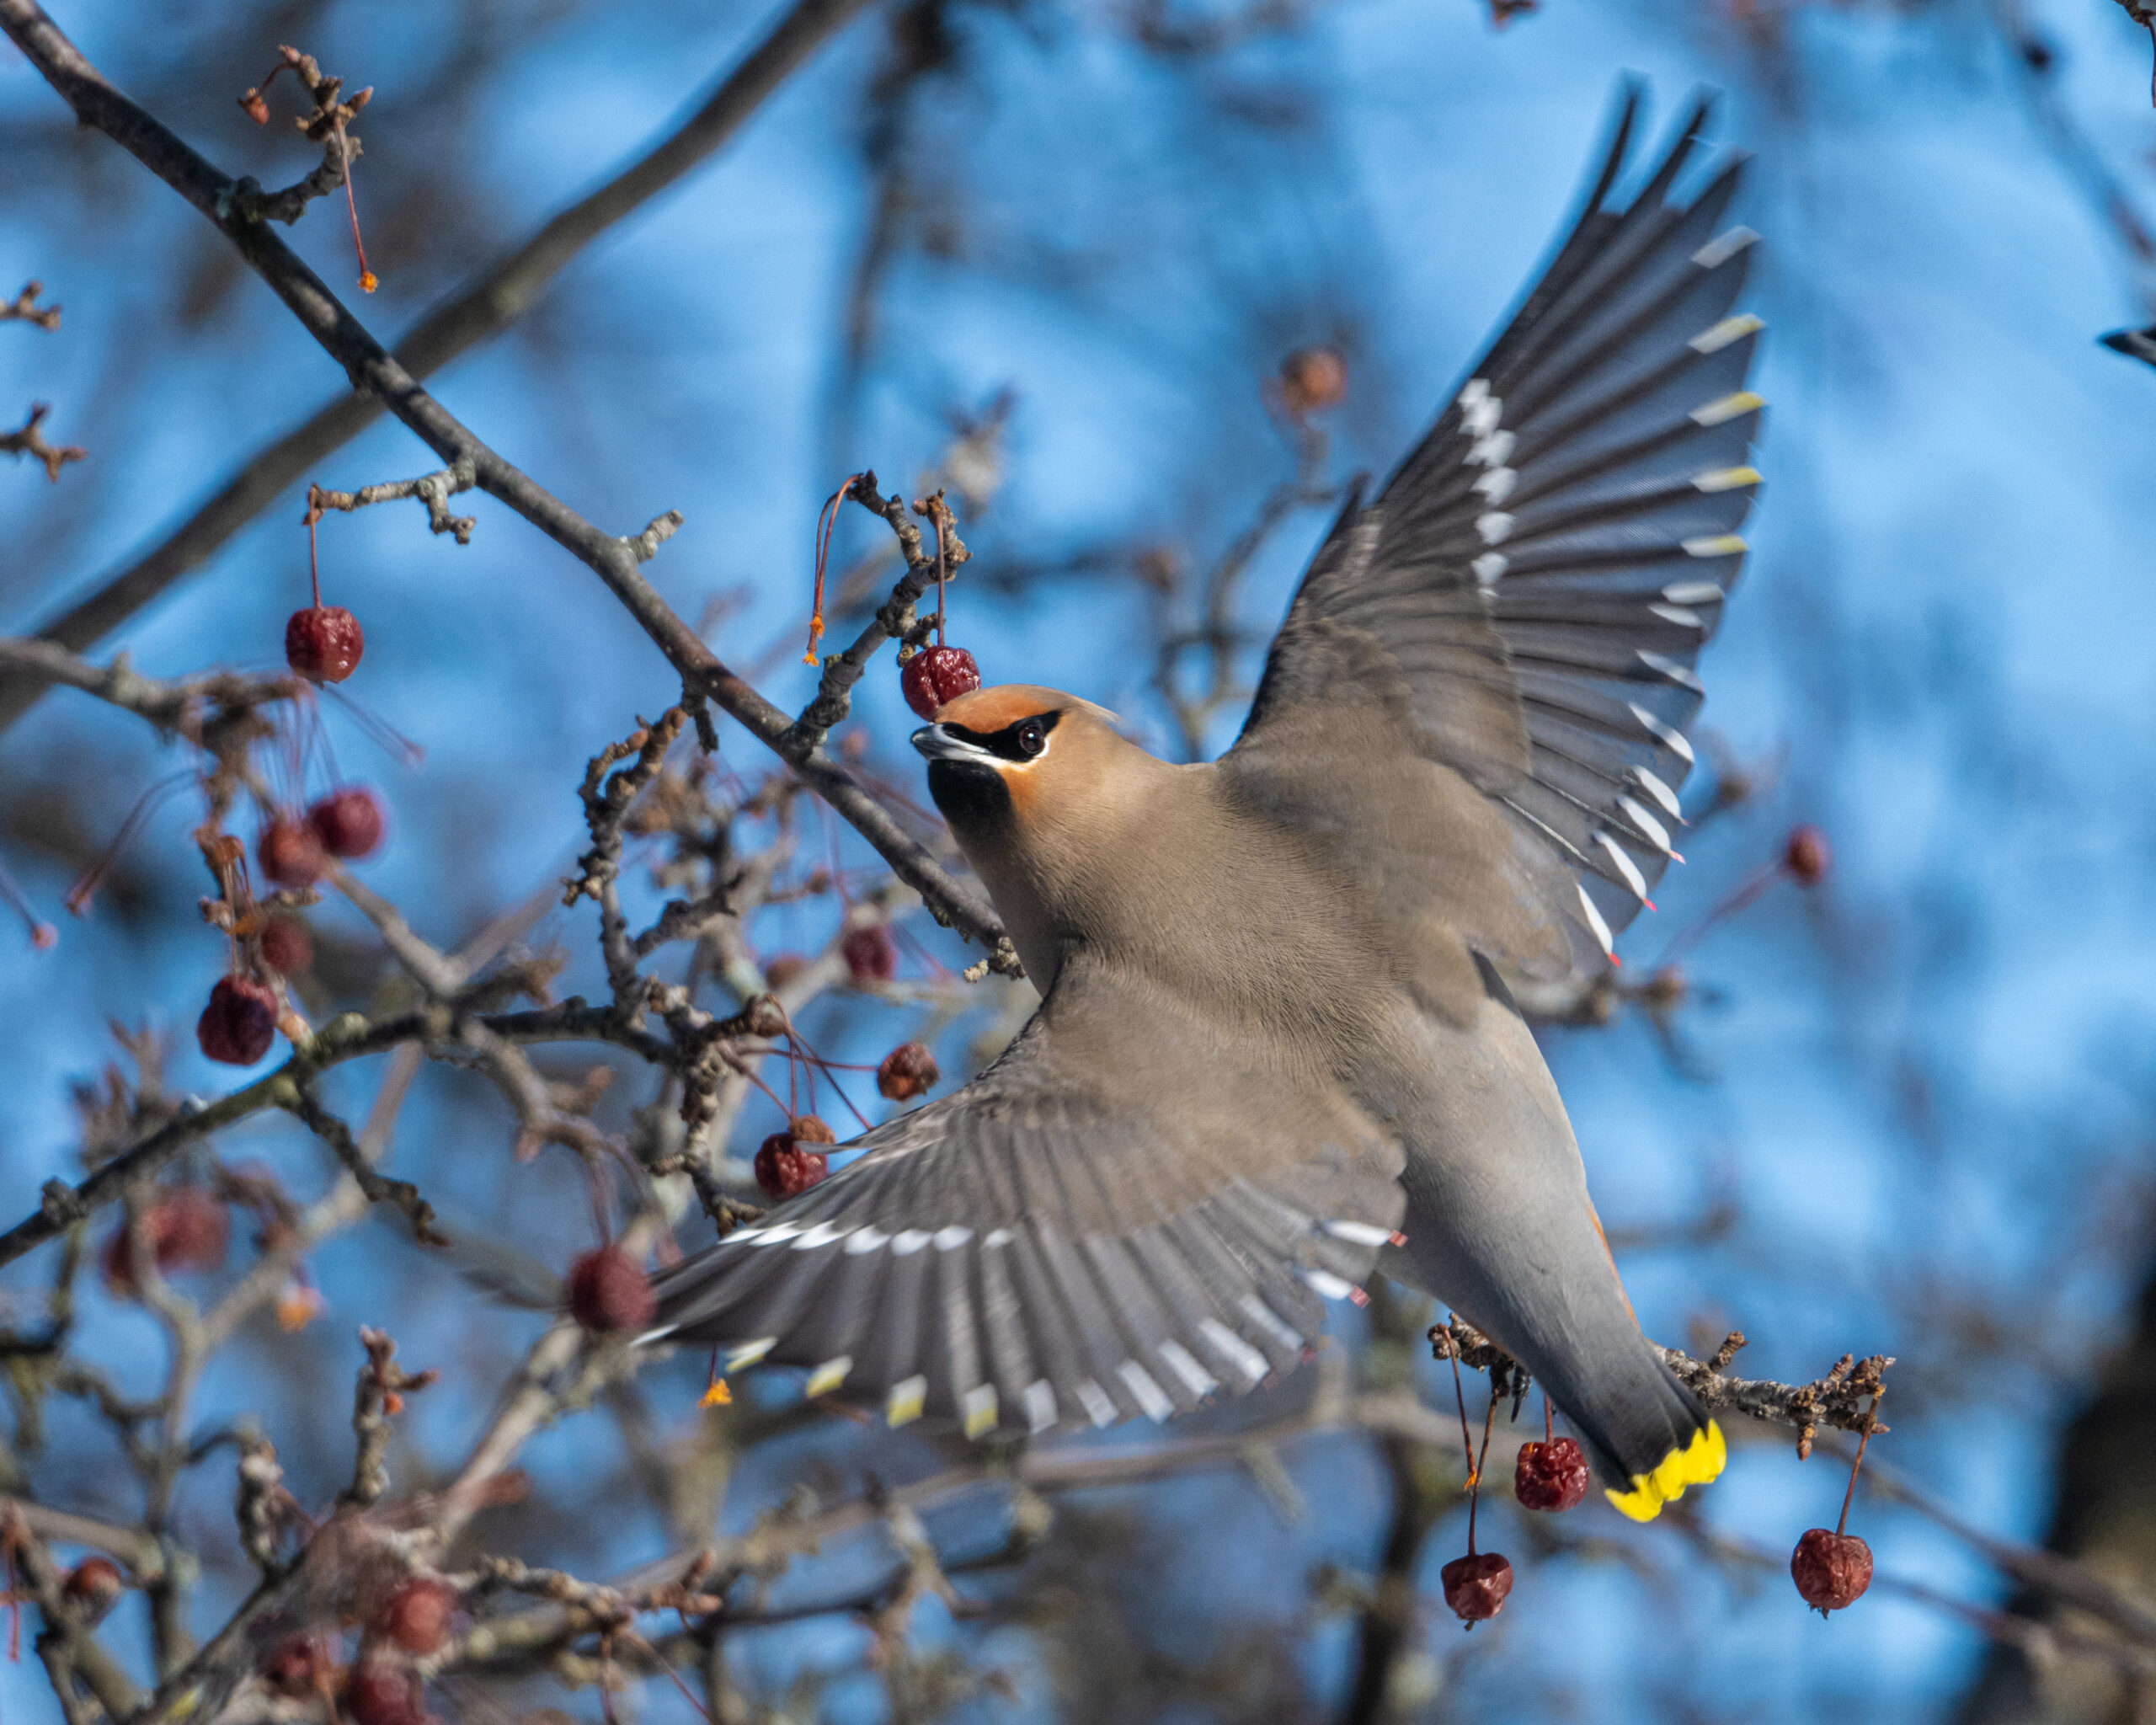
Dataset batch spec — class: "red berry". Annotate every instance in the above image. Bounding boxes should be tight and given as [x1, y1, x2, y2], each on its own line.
[1439, 1551, 1514, 1624]
[344, 1658, 421, 1725]
[198, 974, 279, 1065]
[259, 1633, 329, 1697]
[566, 1246, 657, 1334]
[1278, 345, 1348, 416]
[103, 1187, 231, 1291]
[259, 916, 312, 975]
[61, 1556, 125, 1622]
[307, 787, 384, 859]
[877, 1042, 939, 1102]
[1784, 824, 1831, 887]
[841, 924, 897, 985]
[900, 644, 981, 719]
[1790, 1528, 1871, 1615]
[286, 606, 364, 683]
[258, 818, 326, 889]
[1513, 1436, 1591, 1512]
[376, 1577, 457, 1656]
[755, 1133, 829, 1200]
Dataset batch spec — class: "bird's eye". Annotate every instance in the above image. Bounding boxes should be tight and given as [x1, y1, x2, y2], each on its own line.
[1016, 719, 1048, 759]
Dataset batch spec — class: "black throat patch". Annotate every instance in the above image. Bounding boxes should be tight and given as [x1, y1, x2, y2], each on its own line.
[926, 758, 1012, 835]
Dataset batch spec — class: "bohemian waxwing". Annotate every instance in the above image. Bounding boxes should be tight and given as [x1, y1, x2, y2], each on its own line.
[648, 88, 1758, 1520]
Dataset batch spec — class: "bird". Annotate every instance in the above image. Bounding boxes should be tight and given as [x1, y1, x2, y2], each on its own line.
[645, 88, 1761, 1522]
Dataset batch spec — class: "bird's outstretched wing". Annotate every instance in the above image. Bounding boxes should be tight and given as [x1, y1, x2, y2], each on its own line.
[1230, 88, 1761, 982]
[646, 959, 1403, 1435]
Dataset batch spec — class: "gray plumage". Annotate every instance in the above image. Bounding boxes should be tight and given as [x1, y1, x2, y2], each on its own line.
[648, 88, 1756, 1516]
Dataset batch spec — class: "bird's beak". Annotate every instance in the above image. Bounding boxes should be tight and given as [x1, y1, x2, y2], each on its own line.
[910, 724, 995, 765]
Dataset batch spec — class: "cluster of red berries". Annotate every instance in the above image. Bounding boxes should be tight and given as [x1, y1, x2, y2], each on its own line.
[756, 1114, 835, 1200]
[257, 785, 387, 889]
[189, 541, 392, 1069]
[1441, 1413, 1875, 1624]
[1437, 1430, 1592, 1626]
[257, 1576, 459, 1724]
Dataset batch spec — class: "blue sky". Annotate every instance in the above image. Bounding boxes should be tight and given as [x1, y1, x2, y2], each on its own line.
[3, 0, 2155, 1716]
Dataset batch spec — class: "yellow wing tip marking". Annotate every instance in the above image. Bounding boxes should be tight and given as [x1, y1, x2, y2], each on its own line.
[962, 1386, 1000, 1439]
[1602, 1421, 1726, 1522]
[886, 1375, 928, 1428]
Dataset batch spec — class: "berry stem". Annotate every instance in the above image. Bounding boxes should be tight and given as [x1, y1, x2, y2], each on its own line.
[1467, 1381, 1497, 1554]
[334, 118, 376, 293]
[1835, 1386, 1885, 1537]
[307, 514, 323, 610]
[805, 475, 860, 665]
[1446, 1341, 1476, 1484]
[933, 502, 949, 648]
[1544, 1391, 1553, 1445]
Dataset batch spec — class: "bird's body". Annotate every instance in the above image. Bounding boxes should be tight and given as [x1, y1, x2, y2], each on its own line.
[649, 89, 1756, 1519]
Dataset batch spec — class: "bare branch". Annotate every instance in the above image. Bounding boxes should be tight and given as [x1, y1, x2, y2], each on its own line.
[0, 279, 61, 329]
[0, 0, 1007, 958]
[0, 634, 296, 732]
[345, 1326, 437, 1508]
[305, 462, 477, 545]
[2, 400, 84, 481]
[280, 1085, 450, 1247]
[0, 0, 878, 735]
[786, 476, 973, 754]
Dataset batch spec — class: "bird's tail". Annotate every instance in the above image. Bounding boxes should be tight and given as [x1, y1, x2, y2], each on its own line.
[1546, 1338, 1725, 1521]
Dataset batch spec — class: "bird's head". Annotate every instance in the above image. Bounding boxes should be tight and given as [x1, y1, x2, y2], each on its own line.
[911, 683, 1158, 988]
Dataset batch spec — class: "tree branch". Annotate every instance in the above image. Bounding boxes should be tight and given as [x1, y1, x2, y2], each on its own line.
[0, 0, 1006, 962]
[0, 0, 878, 734]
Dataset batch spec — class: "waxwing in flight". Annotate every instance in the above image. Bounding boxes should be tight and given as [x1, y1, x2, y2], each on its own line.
[647, 88, 1758, 1520]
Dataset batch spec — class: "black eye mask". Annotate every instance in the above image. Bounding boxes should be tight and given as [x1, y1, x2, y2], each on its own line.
[941, 710, 1059, 763]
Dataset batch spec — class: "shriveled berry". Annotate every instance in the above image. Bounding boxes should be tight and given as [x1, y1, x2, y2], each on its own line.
[259, 916, 312, 975]
[344, 1658, 421, 1725]
[376, 1577, 458, 1656]
[763, 952, 808, 990]
[199, 974, 279, 1065]
[790, 1114, 836, 1146]
[61, 1556, 125, 1623]
[1278, 344, 1348, 416]
[307, 787, 384, 859]
[900, 644, 981, 719]
[258, 818, 326, 889]
[878, 1042, 939, 1102]
[1513, 1436, 1591, 1512]
[104, 1187, 231, 1291]
[1439, 1551, 1514, 1624]
[755, 1133, 828, 1201]
[566, 1246, 657, 1334]
[259, 1632, 330, 1697]
[1790, 1528, 1871, 1615]
[1784, 825, 1831, 887]
[841, 924, 897, 986]
[286, 606, 364, 683]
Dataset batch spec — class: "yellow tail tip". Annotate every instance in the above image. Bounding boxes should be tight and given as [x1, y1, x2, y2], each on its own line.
[1603, 1420, 1726, 1522]
[698, 1380, 733, 1408]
